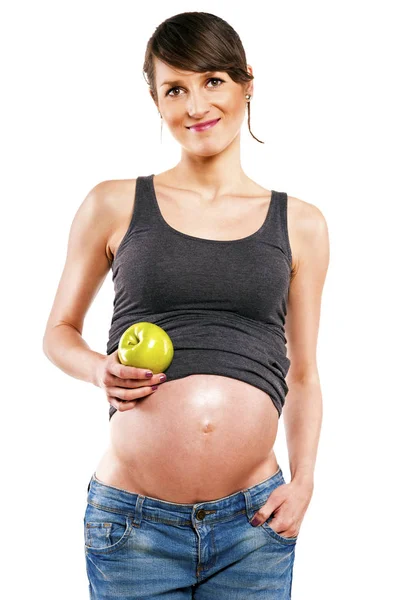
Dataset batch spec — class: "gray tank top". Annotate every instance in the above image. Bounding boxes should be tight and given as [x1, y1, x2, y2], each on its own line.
[106, 174, 292, 421]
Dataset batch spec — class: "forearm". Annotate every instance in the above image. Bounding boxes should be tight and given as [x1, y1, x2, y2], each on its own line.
[43, 324, 105, 387]
[283, 377, 323, 487]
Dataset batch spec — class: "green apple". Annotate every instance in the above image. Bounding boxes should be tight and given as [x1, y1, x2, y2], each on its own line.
[118, 322, 174, 373]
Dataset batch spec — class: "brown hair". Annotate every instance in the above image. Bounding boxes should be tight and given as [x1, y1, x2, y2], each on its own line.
[143, 11, 264, 144]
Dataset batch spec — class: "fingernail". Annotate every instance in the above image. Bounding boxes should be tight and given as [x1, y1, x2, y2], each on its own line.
[146, 371, 153, 378]
[151, 385, 158, 391]
[250, 516, 262, 527]
[159, 375, 167, 382]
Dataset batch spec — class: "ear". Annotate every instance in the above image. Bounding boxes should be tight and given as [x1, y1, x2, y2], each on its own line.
[149, 89, 158, 109]
[246, 64, 254, 97]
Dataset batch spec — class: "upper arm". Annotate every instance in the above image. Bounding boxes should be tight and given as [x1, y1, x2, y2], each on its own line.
[43, 180, 115, 339]
[285, 198, 330, 382]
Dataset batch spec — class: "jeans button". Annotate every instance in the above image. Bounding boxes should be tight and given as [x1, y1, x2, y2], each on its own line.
[196, 509, 206, 520]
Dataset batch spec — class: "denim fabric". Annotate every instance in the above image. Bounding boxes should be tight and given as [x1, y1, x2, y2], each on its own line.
[84, 466, 297, 599]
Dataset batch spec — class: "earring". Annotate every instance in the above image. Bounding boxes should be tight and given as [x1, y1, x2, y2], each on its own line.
[245, 94, 252, 102]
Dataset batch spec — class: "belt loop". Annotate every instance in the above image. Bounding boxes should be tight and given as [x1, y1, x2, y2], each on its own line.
[133, 494, 145, 527]
[242, 489, 255, 521]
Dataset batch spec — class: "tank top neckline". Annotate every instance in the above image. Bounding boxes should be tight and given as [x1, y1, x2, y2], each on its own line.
[148, 173, 276, 245]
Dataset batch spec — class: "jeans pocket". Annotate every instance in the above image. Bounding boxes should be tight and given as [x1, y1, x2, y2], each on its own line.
[84, 503, 133, 555]
[252, 475, 298, 546]
[260, 518, 298, 545]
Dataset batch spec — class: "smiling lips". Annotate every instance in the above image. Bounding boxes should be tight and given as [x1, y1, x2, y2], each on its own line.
[188, 118, 221, 132]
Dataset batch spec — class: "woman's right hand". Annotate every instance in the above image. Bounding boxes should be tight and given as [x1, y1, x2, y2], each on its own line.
[93, 350, 166, 413]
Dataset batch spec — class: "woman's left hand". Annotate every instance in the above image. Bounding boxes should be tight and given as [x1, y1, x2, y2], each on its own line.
[249, 480, 314, 538]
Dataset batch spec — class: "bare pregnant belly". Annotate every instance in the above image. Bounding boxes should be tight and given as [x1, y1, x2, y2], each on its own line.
[94, 375, 280, 503]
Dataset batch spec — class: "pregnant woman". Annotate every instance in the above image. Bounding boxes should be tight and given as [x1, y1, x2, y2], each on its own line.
[43, 11, 329, 599]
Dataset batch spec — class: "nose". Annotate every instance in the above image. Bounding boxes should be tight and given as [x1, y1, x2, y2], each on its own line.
[186, 90, 211, 119]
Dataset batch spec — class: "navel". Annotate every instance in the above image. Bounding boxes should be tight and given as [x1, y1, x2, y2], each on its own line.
[201, 420, 215, 434]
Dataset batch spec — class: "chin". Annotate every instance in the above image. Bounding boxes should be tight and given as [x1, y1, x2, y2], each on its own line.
[185, 146, 225, 157]
[181, 137, 230, 156]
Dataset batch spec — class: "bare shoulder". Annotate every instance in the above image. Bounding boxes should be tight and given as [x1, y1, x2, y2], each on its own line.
[91, 178, 137, 212]
[287, 194, 329, 278]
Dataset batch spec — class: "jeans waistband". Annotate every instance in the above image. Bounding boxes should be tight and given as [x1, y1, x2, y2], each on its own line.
[86, 466, 284, 527]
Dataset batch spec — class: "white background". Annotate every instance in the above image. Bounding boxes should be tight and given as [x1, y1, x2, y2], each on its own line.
[2, 1, 398, 598]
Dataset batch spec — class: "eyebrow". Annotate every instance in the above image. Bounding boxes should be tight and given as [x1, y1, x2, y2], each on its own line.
[160, 72, 218, 88]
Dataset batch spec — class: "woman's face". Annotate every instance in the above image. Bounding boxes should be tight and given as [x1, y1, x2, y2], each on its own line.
[151, 57, 253, 155]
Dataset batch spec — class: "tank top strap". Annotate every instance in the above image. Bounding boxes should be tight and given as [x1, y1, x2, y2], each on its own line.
[132, 174, 160, 227]
[263, 190, 292, 267]
[111, 175, 159, 262]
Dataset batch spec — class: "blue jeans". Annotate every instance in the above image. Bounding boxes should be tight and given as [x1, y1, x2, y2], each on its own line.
[84, 466, 297, 599]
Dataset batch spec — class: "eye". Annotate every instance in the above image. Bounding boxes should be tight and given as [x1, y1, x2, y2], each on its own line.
[165, 77, 225, 98]
[208, 77, 224, 89]
[165, 86, 182, 98]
